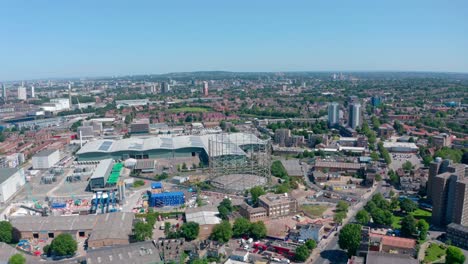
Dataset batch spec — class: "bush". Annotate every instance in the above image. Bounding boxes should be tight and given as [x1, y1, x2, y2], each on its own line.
[0, 221, 13, 243]
[133, 180, 145, 188]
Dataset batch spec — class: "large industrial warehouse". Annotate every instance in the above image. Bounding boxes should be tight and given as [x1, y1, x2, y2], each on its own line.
[76, 133, 267, 164]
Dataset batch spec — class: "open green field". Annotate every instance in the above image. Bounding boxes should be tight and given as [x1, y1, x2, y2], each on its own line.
[168, 107, 210, 113]
[424, 243, 446, 263]
[392, 208, 432, 229]
[301, 205, 328, 218]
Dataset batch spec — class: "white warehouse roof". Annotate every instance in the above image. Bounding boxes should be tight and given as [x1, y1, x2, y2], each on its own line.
[77, 133, 267, 157]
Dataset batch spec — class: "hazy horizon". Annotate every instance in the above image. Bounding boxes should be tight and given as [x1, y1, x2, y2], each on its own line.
[1, 0, 467, 81]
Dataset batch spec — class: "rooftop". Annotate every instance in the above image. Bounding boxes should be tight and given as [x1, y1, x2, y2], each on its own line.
[185, 206, 221, 225]
[33, 149, 58, 157]
[0, 168, 21, 184]
[315, 160, 363, 170]
[77, 133, 266, 158]
[366, 251, 418, 264]
[86, 241, 161, 264]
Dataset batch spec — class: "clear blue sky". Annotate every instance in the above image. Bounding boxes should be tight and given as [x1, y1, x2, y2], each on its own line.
[1, 0, 467, 80]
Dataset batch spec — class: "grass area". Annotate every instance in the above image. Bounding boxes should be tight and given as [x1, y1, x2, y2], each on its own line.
[168, 107, 210, 113]
[424, 243, 446, 263]
[392, 215, 402, 229]
[392, 208, 432, 229]
[412, 208, 432, 222]
[300, 205, 328, 218]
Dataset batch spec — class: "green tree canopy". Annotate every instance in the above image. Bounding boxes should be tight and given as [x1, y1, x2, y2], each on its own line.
[294, 244, 311, 262]
[355, 210, 370, 225]
[400, 198, 418, 213]
[401, 215, 417, 237]
[336, 201, 349, 213]
[180, 222, 200, 241]
[305, 239, 317, 250]
[0, 221, 13, 243]
[338, 224, 362, 256]
[271, 160, 288, 179]
[371, 208, 393, 226]
[249, 221, 267, 240]
[250, 186, 266, 205]
[50, 233, 78, 256]
[134, 222, 153, 241]
[417, 219, 429, 240]
[334, 212, 346, 224]
[210, 221, 232, 243]
[446, 246, 465, 264]
[8, 253, 25, 264]
[233, 218, 251, 238]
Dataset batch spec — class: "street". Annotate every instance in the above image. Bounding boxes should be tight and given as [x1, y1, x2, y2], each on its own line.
[312, 182, 384, 264]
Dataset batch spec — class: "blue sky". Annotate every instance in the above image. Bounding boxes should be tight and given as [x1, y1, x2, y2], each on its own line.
[1, 0, 467, 80]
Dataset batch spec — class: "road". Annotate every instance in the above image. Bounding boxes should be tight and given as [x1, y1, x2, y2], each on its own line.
[312, 182, 384, 264]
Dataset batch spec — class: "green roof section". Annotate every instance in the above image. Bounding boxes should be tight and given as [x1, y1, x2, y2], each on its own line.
[107, 163, 123, 184]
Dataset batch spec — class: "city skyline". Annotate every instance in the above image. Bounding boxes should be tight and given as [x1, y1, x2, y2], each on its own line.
[1, 0, 467, 80]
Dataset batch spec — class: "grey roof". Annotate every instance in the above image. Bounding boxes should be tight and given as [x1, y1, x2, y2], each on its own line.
[33, 149, 59, 157]
[89, 212, 134, 242]
[447, 222, 468, 233]
[10, 213, 133, 242]
[280, 159, 303, 176]
[366, 251, 418, 264]
[90, 159, 114, 180]
[86, 241, 161, 264]
[185, 206, 221, 225]
[77, 133, 267, 158]
[0, 168, 20, 184]
[0, 242, 39, 264]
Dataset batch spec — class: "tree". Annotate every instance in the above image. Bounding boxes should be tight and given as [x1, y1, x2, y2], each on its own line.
[8, 254, 25, 264]
[271, 160, 289, 179]
[401, 215, 417, 237]
[294, 244, 311, 262]
[210, 221, 232, 243]
[374, 174, 382, 182]
[336, 201, 349, 213]
[400, 198, 418, 213]
[355, 210, 370, 225]
[402, 161, 413, 171]
[249, 221, 267, 240]
[417, 219, 429, 240]
[305, 239, 317, 250]
[334, 212, 346, 224]
[180, 222, 200, 241]
[164, 222, 171, 236]
[390, 197, 399, 210]
[250, 186, 266, 205]
[446, 246, 465, 264]
[219, 198, 233, 212]
[218, 205, 230, 220]
[371, 209, 392, 226]
[134, 222, 153, 241]
[233, 218, 251, 238]
[50, 233, 78, 256]
[338, 224, 362, 256]
[0, 221, 13, 243]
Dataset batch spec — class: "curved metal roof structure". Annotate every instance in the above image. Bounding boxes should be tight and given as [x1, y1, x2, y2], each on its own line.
[76, 133, 267, 158]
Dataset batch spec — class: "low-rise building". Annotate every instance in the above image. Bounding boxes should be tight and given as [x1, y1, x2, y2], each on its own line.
[85, 241, 162, 264]
[32, 149, 60, 169]
[238, 203, 267, 221]
[446, 223, 468, 250]
[10, 212, 134, 249]
[258, 193, 298, 218]
[0, 168, 26, 203]
[292, 222, 325, 242]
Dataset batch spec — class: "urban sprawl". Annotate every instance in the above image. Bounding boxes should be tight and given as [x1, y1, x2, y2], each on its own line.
[0, 72, 467, 264]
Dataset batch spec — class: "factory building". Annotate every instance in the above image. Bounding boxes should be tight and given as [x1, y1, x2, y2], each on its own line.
[10, 212, 134, 249]
[0, 168, 26, 203]
[32, 149, 60, 169]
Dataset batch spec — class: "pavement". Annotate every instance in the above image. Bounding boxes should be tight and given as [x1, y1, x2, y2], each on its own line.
[311, 182, 383, 264]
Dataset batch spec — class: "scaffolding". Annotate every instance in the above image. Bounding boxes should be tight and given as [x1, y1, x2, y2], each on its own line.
[208, 133, 271, 192]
